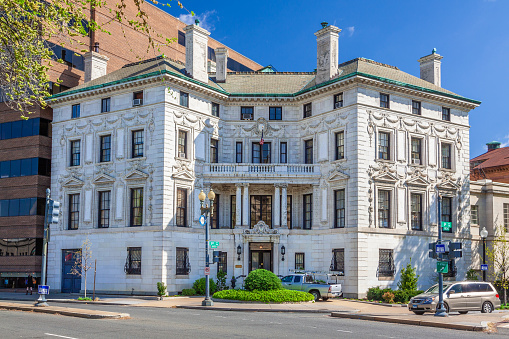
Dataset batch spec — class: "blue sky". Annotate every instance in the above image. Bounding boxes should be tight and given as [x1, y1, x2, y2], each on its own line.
[166, 0, 508, 158]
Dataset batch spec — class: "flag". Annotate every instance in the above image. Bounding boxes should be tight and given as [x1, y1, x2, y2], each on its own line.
[260, 130, 264, 145]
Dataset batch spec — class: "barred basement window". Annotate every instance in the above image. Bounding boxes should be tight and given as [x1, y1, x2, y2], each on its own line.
[331, 249, 344, 274]
[125, 247, 141, 275]
[378, 249, 394, 278]
[295, 253, 305, 270]
[471, 205, 479, 225]
[176, 247, 190, 275]
[218, 251, 227, 274]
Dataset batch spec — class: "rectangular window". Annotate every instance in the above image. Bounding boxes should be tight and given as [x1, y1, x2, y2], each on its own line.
[252, 142, 271, 163]
[126, 247, 141, 275]
[100, 135, 111, 162]
[241, 106, 254, 120]
[441, 196, 452, 233]
[211, 194, 220, 229]
[295, 253, 305, 270]
[280, 142, 287, 163]
[130, 188, 143, 227]
[303, 103, 312, 118]
[334, 189, 346, 228]
[218, 251, 227, 274]
[380, 93, 390, 108]
[471, 205, 479, 225]
[70, 140, 81, 166]
[133, 91, 143, 106]
[178, 30, 185, 46]
[250, 195, 272, 229]
[504, 204, 509, 231]
[441, 143, 452, 169]
[412, 101, 421, 115]
[132, 130, 144, 158]
[210, 139, 218, 163]
[378, 249, 394, 278]
[442, 107, 450, 121]
[378, 190, 390, 228]
[378, 132, 390, 160]
[176, 247, 190, 275]
[176, 188, 187, 227]
[98, 191, 110, 228]
[68, 194, 80, 230]
[334, 93, 343, 109]
[178, 130, 187, 158]
[411, 193, 422, 231]
[180, 91, 189, 107]
[304, 140, 313, 164]
[72, 104, 80, 119]
[269, 107, 282, 120]
[101, 98, 111, 113]
[303, 194, 312, 230]
[211, 102, 219, 117]
[335, 131, 345, 160]
[236, 142, 243, 163]
[411, 138, 421, 165]
[332, 249, 344, 274]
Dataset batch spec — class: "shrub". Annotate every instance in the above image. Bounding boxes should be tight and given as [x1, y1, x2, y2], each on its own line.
[182, 288, 197, 296]
[244, 269, 282, 291]
[77, 297, 92, 301]
[216, 270, 228, 291]
[382, 291, 395, 303]
[213, 289, 314, 303]
[466, 269, 479, 281]
[367, 287, 393, 301]
[157, 282, 167, 296]
[193, 277, 217, 295]
[397, 258, 419, 291]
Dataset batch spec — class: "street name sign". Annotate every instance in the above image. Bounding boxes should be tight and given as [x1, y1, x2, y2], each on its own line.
[435, 244, 446, 254]
[441, 221, 452, 232]
[437, 261, 449, 274]
[38, 285, 50, 295]
[481, 264, 488, 271]
[199, 215, 206, 226]
[210, 241, 219, 248]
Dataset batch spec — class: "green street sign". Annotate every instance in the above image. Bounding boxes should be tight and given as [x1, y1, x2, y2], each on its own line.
[437, 261, 449, 274]
[441, 222, 452, 232]
[210, 241, 219, 249]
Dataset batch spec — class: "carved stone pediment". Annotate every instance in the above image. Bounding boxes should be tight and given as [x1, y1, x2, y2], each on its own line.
[93, 173, 115, 185]
[372, 172, 399, 183]
[328, 170, 350, 182]
[173, 169, 195, 181]
[437, 180, 459, 191]
[125, 169, 149, 181]
[62, 177, 84, 187]
[243, 220, 279, 234]
[406, 176, 430, 187]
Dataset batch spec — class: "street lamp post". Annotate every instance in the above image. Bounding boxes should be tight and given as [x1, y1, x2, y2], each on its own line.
[435, 194, 448, 317]
[480, 227, 488, 282]
[199, 189, 215, 307]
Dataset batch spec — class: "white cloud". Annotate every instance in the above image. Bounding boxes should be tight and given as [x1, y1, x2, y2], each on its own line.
[179, 10, 217, 32]
[500, 134, 509, 148]
[346, 26, 355, 37]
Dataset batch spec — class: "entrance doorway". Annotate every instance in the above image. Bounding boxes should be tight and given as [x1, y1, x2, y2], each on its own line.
[249, 242, 272, 272]
[61, 249, 81, 293]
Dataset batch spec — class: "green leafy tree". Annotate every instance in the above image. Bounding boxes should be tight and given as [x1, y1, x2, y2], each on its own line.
[216, 270, 227, 291]
[0, 0, 192, 115]
[397, 258, 419, 291]
[487, 224, 509, 305]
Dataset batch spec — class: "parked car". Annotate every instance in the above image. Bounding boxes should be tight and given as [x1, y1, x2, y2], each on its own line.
[281, 273, 342, 301]
[408, 281, 501, 314]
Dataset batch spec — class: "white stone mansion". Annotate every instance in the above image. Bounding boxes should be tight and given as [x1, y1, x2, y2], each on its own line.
[47, 23, 480, 297]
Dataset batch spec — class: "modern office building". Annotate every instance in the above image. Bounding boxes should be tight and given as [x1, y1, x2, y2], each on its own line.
[47, 22, 480, 297]
[0, 2, 260, 288]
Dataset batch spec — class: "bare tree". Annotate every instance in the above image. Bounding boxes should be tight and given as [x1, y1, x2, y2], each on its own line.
[71, 237, 94, 299]
[487, 224, 509, 305]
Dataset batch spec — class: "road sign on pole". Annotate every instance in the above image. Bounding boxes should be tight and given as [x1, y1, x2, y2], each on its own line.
[441, 221, 452, 232]
[199, 215, 206, 226]
[435, 244, 446, 254]
[481, 264, 488, 271]
[210, 241, 219, 248]
[204, 267, 210, 275]
[38, 285, 50, 295]
[437, 261, 449, 274]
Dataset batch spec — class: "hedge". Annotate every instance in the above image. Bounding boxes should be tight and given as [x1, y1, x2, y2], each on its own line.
[367, 286, 423, 303]
[213, 289, 314, 303]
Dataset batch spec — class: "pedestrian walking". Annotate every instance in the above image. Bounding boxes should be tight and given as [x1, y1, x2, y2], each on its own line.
[26, 274, 34, 295]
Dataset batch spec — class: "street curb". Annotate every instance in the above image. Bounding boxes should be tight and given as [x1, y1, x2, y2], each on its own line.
[175, 305, 358, 313]
[330, 312, 486, 331]
[344, 299, 407, 307]
[0, 302, 130, 319]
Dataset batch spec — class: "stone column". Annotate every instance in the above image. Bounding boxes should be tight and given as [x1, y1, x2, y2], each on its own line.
[274, 184, 280, 228]
[242, 184, 249, 227]
[235, 184, 242, 228]
[281, 185, 288, 228]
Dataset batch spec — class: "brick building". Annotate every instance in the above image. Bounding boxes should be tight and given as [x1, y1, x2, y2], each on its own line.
[0, 2, 260, 288]
[470, 142, 509, 184]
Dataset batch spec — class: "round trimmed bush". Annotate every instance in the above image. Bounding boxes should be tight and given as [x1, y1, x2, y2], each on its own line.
[193, 278, 217, 295]
[244, 269, 282, 291]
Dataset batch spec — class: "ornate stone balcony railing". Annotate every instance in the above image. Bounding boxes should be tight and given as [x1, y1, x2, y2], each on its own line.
[203, 163, 321, 183]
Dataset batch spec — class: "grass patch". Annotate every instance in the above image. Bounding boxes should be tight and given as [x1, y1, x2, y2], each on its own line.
[213, 289, 314, 303]
[77, 297, 92, 301]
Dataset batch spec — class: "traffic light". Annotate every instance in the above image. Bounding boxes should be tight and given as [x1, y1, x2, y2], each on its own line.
[447, 242, 462, 259]
[48, 200, 60, 224]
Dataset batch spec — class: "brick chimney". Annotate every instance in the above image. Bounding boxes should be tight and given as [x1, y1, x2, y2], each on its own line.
[83, 42, 109, 82]
[418, 48, 443, 87]
[215, 48, 228, 83]
[487, 141, 501, 152]
[314, 22, 341, 84]
[184, 20, 210, 84]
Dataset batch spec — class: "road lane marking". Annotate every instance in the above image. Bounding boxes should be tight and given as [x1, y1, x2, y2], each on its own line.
[337, 329, 352, 333]
[45, 334, 79, 339]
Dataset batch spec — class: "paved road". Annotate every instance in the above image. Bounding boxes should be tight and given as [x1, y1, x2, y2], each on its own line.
[0, 302, 506, 338]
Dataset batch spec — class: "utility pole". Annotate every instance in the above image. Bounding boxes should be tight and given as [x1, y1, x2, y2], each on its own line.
[35, 189, 50, 307]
